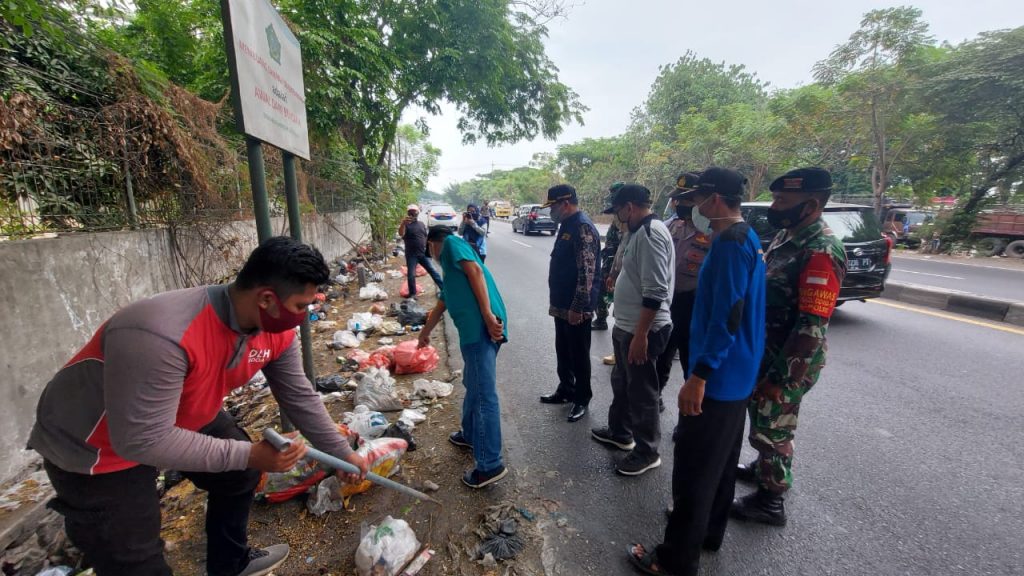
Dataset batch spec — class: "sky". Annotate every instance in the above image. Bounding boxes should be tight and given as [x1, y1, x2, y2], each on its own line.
[405, 0, 1024, 192]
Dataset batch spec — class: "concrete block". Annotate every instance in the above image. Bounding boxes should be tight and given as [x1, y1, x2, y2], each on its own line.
[946, 294, 1011, 321]
[1005, 303, 1024, 327]
[897, 286, 950, 310]
[881, 283, 905, 301]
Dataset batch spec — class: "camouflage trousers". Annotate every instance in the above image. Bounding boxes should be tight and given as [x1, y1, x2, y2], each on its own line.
[747, 378, 816, 495]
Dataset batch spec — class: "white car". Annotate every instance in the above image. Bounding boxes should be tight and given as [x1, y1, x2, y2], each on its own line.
[424, 204, 460, 230]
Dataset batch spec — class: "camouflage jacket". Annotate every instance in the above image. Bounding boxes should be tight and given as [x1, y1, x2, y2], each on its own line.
[759, 218, 847, 390]
[601, 224, 621, 273]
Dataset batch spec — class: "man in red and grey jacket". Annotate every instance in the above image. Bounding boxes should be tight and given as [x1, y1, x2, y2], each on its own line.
[28, 236, 368, 576]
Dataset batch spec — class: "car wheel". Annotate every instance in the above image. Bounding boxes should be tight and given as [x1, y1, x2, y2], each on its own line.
[1005, 239, 1024, 259]
[976, 237, 1007, 257]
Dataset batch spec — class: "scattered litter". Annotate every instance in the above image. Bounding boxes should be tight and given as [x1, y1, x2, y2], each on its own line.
[347, 349, 371, 367]
[348, 312, 384, 333]
[307, 475, 346, 516]
[359, 283, 388, 301]
[400, 264, 428, 277]
[360, 346, 397, 371]
[556, 516, 569, 528]
[335, 274, 351, 284]
[398, 408, 427, 425]
[517, 508, 536, 522]
[421, 480, 439, 492]
[380, 320, 405, 335]
[399, 281, 424, 298]
[35, 568, 74, 576]
[353, 368, 404, 411]
[398, 548, 434, 576]
[0, 470, 51, 511]
[477, 519, 524, 561]
[393, 341, 439, 375]
[478, 552, 497, 568]
[370, 302, 388, 315]
[397, 299, 428, 326]
[315, 374, 348, 393]
[355, 516, 420, 576]
[332, 330, 365, 349]
[379, 337, 395, 345]
[320, 391, 346, 404]
[342, 405, 390, 439]
[412, 379, 454, 400]
[382, 420, 417, 451]
[340, 437, 409, 503]
[247, 370, 267, 388]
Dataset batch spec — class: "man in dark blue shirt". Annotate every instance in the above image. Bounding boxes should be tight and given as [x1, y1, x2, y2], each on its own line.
[538, 184, 602, 422]
[628, 167, 766, 576]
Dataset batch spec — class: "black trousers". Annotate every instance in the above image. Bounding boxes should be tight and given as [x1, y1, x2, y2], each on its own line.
[657, 396, 748, 576]
[553, 316, 594, 405]
[608, 325, 672, 457]
[656, 290, 697, 391]
[44, 411, 261, 576]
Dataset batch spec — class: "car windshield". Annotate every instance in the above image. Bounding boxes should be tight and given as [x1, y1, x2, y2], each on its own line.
[823, 209, 883, 243]
[431, 205, 454, 214]
[905, 212, 931, 226]
[533, 207, 551, 217]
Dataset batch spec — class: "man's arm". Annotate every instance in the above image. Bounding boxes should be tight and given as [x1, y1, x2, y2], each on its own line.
[460, 259, 504, 340]
[417, 299, 448, 349]
[690, 241, 752, 380]
[104, 328, 251, 472]
[569, 225, 599, 317]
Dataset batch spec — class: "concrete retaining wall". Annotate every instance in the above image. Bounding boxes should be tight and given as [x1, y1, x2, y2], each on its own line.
[0, 211, 367, 482]
[882, 282, 1024, 326]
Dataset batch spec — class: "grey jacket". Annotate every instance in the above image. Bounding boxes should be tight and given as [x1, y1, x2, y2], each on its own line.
[612, 215, 675, 334]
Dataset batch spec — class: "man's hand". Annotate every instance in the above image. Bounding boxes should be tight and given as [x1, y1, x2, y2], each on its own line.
[417, 329, 432, 349]
[605, 275, 615, 291]
[337, 453, 369, 485]
[485, 313, 504, 342]
[627, 333, 648, 365]
[753, 377, 784, 403]
[568, 310, 584, 326]
[678, 376, 706, 416]
[248, 438, 307, 472]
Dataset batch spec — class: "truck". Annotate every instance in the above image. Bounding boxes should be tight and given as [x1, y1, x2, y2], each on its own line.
[971, 211, 1024, 258]
[489, 200, 513, 219]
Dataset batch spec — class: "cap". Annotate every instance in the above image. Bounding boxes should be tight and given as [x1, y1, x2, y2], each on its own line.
[670, 171, 703, 200]
[769, 167, 832, 193]
[693, 167, 747, 198]
[540, 184, 577, 208]
[407, 204, 420, 212]
[601, 182, 626, 214]
[606, 183, 652, 211]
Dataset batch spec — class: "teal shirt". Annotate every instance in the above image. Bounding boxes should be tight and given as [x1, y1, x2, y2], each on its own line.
[438, 235, 509, 345]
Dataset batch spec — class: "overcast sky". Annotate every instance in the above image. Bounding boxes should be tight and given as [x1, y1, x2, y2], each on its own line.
[405, 0, 1024, 191]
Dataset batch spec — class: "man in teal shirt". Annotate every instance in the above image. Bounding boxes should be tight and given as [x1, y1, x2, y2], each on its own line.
[418, 226, 509, 488]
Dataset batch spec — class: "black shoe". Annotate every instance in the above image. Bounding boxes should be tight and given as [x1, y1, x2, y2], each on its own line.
[448, 430, 472, 449]
[735, 459, 757, 483]
[730, 489, 787, 526]
[567, 403, 587, 422]
[615, 451, 662, 476]
[590, 427, 635, 451]
[539, 391, 572, 404]
[237, 544, 289, 576]
[591, 319, 609, 331]
[462, 465, 508, 488]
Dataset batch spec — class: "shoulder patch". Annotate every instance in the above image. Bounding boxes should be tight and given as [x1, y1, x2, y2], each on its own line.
[798, 252, 840, 318]
[561, 232, 572, 241]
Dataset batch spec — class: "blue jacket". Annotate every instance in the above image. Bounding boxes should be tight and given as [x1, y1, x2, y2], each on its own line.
[689, 222, 766, 401]
[549, 211, 602, 314]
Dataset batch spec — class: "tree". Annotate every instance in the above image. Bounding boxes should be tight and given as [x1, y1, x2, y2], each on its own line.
[813, 6, 933, 213]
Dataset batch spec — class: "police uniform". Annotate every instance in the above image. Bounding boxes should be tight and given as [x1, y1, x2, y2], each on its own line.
[732, 167, 846, 526]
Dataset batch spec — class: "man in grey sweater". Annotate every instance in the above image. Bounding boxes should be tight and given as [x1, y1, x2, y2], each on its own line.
[591, 184, 676, 476]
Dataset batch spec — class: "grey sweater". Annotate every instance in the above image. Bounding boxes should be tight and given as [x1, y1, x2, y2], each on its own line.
[613, 215, 675, 334]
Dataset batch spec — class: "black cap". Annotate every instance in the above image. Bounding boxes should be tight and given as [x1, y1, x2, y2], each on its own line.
[693, 167, 747, 198]
[769, 167, 832, 193]
[540, 184, 577, 208]
[601, 181, 626, 214]
[605, 183, 652, 212]
[670, 171, 703, 200]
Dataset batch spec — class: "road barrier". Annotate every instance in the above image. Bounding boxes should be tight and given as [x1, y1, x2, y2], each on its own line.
[882, 282, 1024, 326]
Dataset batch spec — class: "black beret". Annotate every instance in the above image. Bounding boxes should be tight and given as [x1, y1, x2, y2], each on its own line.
[769, 167, 832, 193]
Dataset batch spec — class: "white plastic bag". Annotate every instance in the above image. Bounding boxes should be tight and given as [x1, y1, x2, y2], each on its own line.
[412, 379, 454, 400]
[355, 516, 421, 576]
[359, 283, 388, 301]
[398, 408, 427, 426]
[333, 330, 365, 348]
[354, 368, 405, 412]
[307, 475, 346, 516]
[342, 405, 390, 439]
[348, 313, 384, 333]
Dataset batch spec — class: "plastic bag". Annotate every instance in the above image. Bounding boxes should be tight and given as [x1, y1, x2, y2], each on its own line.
[340, 437, 408, 500]
[397, 299, 428, 326]
[382, 420, 417, 451]
[381, 320, 405, 335]
[254, 426, 357, 503]
[35, 568, 73, 576]
[393, 341, 439, 375]
[370, 302, 388, 315]
[399, 281, 425, 298]
[355, 516, 421, 576]
[348, 313, 384, 333]
[398, 408, 427, 425]
[347, 349, 371, 366]
[359, 283, 388, 301]
[354, 368, 405, 411]
[342, 405, 390, 439]
[333, 330, 365, 349]
[400, 264, 428, 277]
[359, 346, 396, 371]
[307, 475, 346, 516]
[412, 379, 454, 400]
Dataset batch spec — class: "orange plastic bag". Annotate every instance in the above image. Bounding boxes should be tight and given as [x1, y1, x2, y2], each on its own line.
[400, 265, 428, 277]
[359, 346, 396, 371]
[398, 281, 425, 298]
[393, 340, 439, 375]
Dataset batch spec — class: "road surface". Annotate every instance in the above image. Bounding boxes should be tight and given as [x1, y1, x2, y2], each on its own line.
[889, 254, 1024, 302]
[479, 220, 1024, 576]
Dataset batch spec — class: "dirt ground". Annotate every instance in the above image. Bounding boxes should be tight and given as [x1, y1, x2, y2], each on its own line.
[161, 252, 550, 576]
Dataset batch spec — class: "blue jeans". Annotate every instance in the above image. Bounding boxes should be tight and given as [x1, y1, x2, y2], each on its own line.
[460, 325, 503, 472]
[406, 253, 443, 297]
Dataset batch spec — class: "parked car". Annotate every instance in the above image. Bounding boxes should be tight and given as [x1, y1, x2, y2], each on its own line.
[424, 204, 460, 231]
[511, 204, 557, 235]
[741, 202, 893, 302]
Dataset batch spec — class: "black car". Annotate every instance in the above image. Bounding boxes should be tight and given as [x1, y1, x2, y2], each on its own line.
[512, 204, 557, 235]
[741, 202, 893, 302]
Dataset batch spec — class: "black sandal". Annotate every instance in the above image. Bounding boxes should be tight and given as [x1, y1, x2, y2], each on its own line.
[626, 543, 676, 576]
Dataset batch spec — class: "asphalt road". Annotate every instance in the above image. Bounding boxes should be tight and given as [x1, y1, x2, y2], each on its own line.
[888, 255, 1024, 302]
[478, 219, 1024, 576]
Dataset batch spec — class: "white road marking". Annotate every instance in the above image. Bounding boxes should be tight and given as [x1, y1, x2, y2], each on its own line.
[896, 270, 966, 280]
[893, 255, 1024, 273]
[868, 300, 1024, 336]
[511, 239, 533, 248]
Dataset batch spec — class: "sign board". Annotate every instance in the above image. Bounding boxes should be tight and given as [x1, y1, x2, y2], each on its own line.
[222, 0, 310, 159]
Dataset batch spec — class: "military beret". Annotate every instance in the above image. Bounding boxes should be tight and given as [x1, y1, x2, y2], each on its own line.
[769, 167, 832, 193]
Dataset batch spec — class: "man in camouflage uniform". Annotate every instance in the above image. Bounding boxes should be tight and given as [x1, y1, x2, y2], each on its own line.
[731, 167, 847, 526]
[593, 183, 625, 332]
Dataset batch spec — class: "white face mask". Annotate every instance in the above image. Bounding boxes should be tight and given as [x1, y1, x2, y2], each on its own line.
[691, 196, 713, 235]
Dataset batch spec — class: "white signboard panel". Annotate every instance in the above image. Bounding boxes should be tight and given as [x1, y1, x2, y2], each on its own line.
[223, 0, 310, 159]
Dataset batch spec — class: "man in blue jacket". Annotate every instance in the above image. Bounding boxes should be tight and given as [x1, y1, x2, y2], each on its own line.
[627, 167, 766, 576]
[538, 184, 601, 422]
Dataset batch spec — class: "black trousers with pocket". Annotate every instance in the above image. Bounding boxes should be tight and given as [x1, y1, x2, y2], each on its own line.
[44, 411, 261, 576]
[656, 396, 748, 576]
[553, 315, 594, 406]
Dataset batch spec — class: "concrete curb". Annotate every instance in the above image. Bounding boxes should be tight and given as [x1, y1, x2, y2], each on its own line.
[882, 282, 1024, 327]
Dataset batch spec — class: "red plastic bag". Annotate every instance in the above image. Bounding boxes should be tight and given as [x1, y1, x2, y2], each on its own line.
[255, 425, 359, 503]
[399, 281, 424, 298]
[393, 340, 439, 375]
[359, 346, 396, 371]
[400, 265, 428, 277]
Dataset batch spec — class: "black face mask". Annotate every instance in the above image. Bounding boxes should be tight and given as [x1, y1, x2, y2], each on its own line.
[766, 200, 812, 229]
[675, 204, 691, 220]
